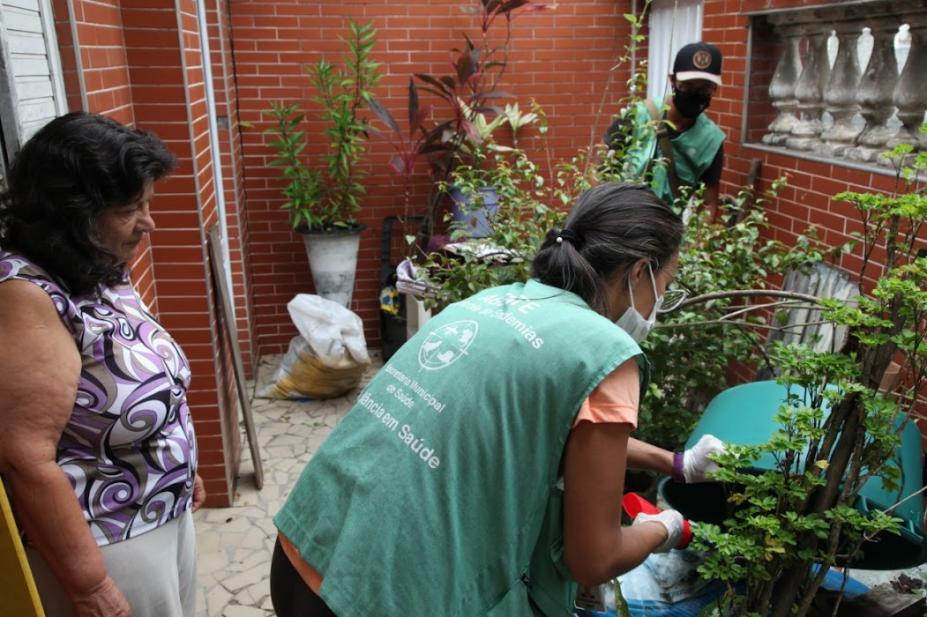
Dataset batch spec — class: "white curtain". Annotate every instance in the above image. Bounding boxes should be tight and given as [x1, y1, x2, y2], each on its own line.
[646, 0, 704, 102]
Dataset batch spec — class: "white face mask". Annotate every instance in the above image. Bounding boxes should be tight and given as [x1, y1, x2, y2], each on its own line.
[615, 262, 663, 343]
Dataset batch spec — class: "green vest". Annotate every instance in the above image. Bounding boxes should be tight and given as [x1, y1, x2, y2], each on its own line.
[627, 99, 725, 204]
[274, 280, 646, 617]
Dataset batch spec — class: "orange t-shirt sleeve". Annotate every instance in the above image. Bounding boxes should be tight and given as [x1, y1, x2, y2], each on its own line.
[573, 358, 640, 428]
[278, 532, 324, 595]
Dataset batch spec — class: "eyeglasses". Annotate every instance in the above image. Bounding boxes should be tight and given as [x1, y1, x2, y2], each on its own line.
[658, 288, 689, 313]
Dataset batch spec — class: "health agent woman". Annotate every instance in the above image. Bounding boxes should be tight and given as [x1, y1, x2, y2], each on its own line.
[270, 182, 723, 617]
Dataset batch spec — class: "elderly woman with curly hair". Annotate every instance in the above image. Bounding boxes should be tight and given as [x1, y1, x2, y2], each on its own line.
[0, 112, 204, 617]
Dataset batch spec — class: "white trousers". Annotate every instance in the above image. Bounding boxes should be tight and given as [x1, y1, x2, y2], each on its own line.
[27, 510, 197, 617]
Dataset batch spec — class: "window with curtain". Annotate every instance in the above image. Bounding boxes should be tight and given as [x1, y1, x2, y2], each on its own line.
[647, 0, 704, 102]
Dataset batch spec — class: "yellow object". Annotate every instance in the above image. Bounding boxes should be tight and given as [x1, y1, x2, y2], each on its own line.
[271, 344, 369, 400]
[0, 479, 45, 617]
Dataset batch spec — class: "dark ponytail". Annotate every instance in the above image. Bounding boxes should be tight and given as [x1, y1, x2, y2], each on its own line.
[532, 183, 684, 314]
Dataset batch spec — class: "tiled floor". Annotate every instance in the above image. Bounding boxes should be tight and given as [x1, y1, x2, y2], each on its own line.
[193, 355, 926, 616]
[193, 355, 381, 617]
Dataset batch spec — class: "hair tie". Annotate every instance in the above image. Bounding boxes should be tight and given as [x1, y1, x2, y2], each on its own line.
[556, 228, 581, 247]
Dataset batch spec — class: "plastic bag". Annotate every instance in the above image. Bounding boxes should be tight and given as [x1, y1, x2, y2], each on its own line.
[288, 294, 369, 366]
[261, 294, 370, 400]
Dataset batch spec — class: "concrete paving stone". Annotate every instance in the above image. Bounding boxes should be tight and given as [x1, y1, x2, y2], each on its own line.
[202, 507, 239, 523]
[268, 433, 308, 446]
[273, 458, 298, 472]
[266, 445, 296, 459]
[218, 515, 253, 533]
[261, 410, 289, 422]
[198, 553, 228, 575]
[257, 518, 278, 536]
[223, 605, 270, 617]
[216, 531, 245, 555]
[246, 578, 271, 604]
[194, 357, 379, 615]
[231, 546, 259, 563]
[265, 498, 285, 513]
[234, 494, 263, 508]
[304, 432, 331, 453]
[205, 584, 232, 615]
[287, 423, 315, 437]
[240, 526, 270, 550]
[196, 529, 222, 554]
[233, 587, 255, 606]
[221, 567, 266, 592]
[229, 505, 267, 520]
[227, 550, 268, 573]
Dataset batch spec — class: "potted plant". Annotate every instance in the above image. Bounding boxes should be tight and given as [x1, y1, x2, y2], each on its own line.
[654, 142, 927, 615]
[369, 0, 553, 241]
[419, 147, 565, 311]
[444, 101, 541, 238]
[265, 20, 381, 307]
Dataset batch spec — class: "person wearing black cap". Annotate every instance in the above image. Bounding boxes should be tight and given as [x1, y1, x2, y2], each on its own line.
[606, 41, 726, 216]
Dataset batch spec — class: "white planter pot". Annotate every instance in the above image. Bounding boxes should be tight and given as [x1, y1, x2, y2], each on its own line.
[301, 225, 366, 308]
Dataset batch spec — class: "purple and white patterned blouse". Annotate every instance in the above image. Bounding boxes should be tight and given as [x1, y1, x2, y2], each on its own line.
[0, 250, 197, 546]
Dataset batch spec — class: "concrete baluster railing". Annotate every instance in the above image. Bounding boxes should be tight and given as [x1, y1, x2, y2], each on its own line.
[820, 23, 863, 157]
[763, 20, 804, 147]
[787, 23, 832, 151]
[848, 17, 901, 162]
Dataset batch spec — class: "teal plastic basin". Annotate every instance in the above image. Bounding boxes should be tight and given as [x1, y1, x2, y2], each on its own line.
[659, 380, 926, 569]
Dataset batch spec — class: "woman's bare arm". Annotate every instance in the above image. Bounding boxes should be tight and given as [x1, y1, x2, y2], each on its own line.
[625, 437, 674, 476]
[562, 421, 668, 586]
[0, 280, 129, 616]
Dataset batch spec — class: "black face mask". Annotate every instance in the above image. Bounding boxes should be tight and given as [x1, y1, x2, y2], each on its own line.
[673, 88, 712, 119]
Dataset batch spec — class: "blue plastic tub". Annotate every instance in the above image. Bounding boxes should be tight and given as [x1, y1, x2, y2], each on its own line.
[449, 186, 498, 238]
[659, 380, 926, 569]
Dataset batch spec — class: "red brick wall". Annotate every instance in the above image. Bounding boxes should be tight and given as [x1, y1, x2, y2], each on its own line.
[52, 0, 84, 114]
[206, 0, 257, 377]
[64, 0, 244, 506]
[705, 0, 927, 427]
[64, 0, 153, 296]
[230, 0, 633, 355]
[69, 1, 134, 122]
[147, 0, 241, 506]
[703, 0, 915, 290]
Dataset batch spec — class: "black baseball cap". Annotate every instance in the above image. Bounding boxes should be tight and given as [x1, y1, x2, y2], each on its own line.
[673, 42, 723, 85]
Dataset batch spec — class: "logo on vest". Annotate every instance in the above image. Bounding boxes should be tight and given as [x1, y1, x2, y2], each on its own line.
[418, 320, 478, 370]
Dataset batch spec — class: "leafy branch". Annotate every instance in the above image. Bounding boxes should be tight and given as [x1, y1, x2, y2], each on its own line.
[265, 20, 381, 231]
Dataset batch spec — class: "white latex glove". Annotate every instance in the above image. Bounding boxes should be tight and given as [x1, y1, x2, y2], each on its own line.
[683, 434, 725, 483]
[631, 509, 685, 553]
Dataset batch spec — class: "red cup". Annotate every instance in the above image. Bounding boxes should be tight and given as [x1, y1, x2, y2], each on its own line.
[622, 492, 692, 549]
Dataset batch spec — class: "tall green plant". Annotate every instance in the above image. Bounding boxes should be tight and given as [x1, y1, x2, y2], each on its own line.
[590, 8, 819, 449]
[634, 180, 823, 450]
[265, 20, 381, 231]
[691, 141, 927, 617]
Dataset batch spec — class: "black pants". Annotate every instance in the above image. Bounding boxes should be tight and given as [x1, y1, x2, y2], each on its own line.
[270, 538, 338, 617]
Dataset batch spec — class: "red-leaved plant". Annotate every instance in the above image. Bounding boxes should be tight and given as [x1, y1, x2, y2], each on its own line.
[368, 0, 554, 239]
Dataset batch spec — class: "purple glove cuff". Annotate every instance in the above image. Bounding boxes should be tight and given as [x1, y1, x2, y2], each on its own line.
[672, 451, 686, 483]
